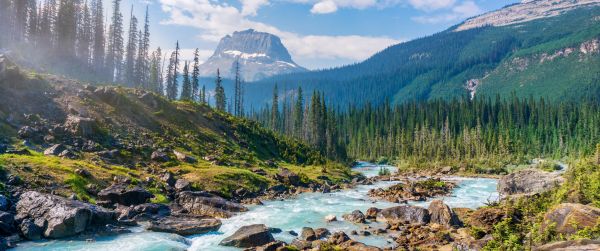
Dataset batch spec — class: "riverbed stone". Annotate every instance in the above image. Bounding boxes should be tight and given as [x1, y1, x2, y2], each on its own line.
[176, 191, 248, 218]
[16, 191, 116, 239]
[300, 227, 317, 241]
[147, 216, 221, 236]
[220, 224, 275, 248]
[276, 168, 301, 186]
[428, 200, 461, 227]
[376, 205, 430, 224]
[365, 207, 380, 219]
[343, 210, 366, 223]
[533, 239, 600, 251]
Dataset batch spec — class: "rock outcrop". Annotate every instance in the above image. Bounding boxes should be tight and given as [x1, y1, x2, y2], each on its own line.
[376, 205, 430, 224]
[220, 224, 275, 248]
[542, 203, 600, 235]
[175, 191, 248, 218]
[428, 200, 461, 227]
[498, 169, 564, 197]
[147, 216, 222, 236]
[16, 191, 116, 239]
[97, 184, 154, 207]
[342, 210, 366, 224]
[534, 239, 600, 251]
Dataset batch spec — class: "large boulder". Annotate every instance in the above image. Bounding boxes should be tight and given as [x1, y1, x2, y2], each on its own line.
[16, 191, 116, 239]
[276, 168, 301, 186]
[150, 151, 170, 162]
[219, 224, 275, 248]
[147, 216, 221, 236]
[63, 115, 97, 137]
[176, 191, 248, 218]
[343, 210, 366, 224]
[97, 184, 154, 207]
[428, 200, 461, 227]
[0, 211, 15, 235]
[498, 169, 564, 197]
[542, 203, 600, 235]
[534, 239, 600, 251]
[116, 203, 171, 221]
[173, 150, 197, 163]
[300, 227, 317, 241]
[376, 205, 430, 224]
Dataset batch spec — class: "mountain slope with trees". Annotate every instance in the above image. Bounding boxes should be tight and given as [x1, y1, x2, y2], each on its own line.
[244, 4, 600, 108]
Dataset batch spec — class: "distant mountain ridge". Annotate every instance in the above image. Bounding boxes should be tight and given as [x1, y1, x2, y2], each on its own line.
[456, 0, 600, 31]
[198, 29, 306, 81]
[242, 1, 600, 108]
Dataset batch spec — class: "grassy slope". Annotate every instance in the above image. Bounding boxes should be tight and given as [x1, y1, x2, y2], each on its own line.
[0, 64, 354, 201]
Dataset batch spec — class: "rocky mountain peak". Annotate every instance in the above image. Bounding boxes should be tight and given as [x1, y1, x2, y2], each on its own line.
[455, 0, 600, 31]
[199, 29, 307, 81]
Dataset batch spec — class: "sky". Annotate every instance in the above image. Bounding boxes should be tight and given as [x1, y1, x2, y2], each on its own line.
[110, 0, 518, 70]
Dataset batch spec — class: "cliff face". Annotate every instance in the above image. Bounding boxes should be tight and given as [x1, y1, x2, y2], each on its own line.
[198, 29, 306, 81]
[455, 0, 600, 31]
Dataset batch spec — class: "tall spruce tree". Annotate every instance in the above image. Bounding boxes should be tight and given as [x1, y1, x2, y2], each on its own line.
[233, 60, 243, 116]
[180, 61, 192, 100]
[214, 69, 226, 111]
[106, 0, 124, 82]
[271, 84, 279, 130]
[149, 47, 162, 94]
[191, 48, 200, 101]
[77, 1, 92, 65]
[91, 0, 105, 75]
[123, 6, 137, 86]
[294, 87, 304, 138]
[55, 0, 77, 57]
[135, 6, 150, 88]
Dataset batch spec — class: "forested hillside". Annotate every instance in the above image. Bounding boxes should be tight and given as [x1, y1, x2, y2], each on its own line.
[244, 6, 600, 108]
[252, 88, 600, 171]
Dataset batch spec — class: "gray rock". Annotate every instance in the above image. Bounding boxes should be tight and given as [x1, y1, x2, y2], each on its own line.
[275, 168, 300, 186]
[343, 210, 366, 224]
[328, 231, 350, 245]
[542, 203, 600, 235]
[16, 191, 116, 239]
[174, 179, 191, 191]
[0, 211, 14, 235]
[428, 200, 461, 227]
[176, 191, 248, 218]
[64, 115, 97, 137]
[220, 224, 275, 248]
[0, 195, 10, 211]
[44, 144, 66, 156]
[376, 205, 430, 224]
[97, 184, 154, 207]
[173, 150, 197, 163]
[255, 241, 286, 251]
[161, 172, 176, 186]
[147, 216, 221, 236]
[300, 227, 316, 241]
[498, 169, 564, 197]
[19, 218, 43, 240]
[151, 151, 170, 162]
[534, 239, 600, 251]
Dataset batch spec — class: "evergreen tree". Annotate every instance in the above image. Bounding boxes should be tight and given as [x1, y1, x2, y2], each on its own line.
[91, 0, 105, 75]
[596, 143, 600, 165]
[166, 41, 180, 100]
[234, 60, 243, 116]
[214, 69, 226, 111]
[180, 61, 192, 101]
[55, 0, 77, 57]
[106, 0, 124, 82]
[26, 0, 38, 44]
[294, 87, 304, 138]
[135, 6, 150, 89]
[77, 1, 92, 65]
[271, 84, 279, 130]
[149, 47, 162, 94]
[191, 48, 200, 101]
[124, 6, 137, 86]
[201, 85, 206, 104]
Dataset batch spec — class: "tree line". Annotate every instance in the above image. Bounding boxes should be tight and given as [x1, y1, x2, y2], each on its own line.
[251, 87, 600, 164]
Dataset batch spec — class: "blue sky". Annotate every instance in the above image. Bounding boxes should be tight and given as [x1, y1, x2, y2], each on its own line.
[113, 0, 518, 69]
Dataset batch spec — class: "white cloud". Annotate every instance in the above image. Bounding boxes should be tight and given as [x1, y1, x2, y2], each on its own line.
[159, 0, 400, 64]
[412, 1, 482, 24]
[311, 1, 338, 14]
[241, 0, 269, 16]
[407, 0, 455, 11]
